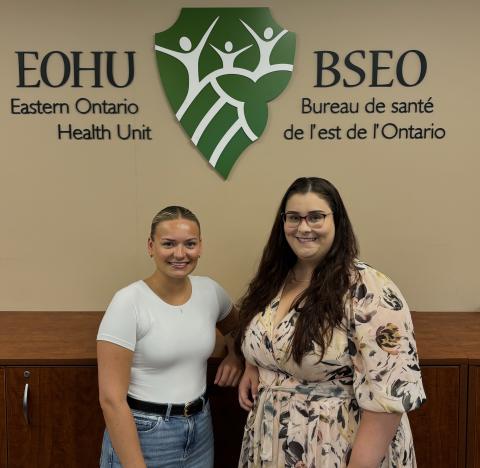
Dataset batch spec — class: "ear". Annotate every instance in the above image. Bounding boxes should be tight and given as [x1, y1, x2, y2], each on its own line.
[198, 237, 203, 258]
[147, 237, 154, 257]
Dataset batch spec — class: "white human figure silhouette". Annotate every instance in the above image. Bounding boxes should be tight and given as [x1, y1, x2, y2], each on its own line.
[205, 20, 294, 167]
[200, 22, 294, 163]
[155, 16, 219, 119]
[210, 41, 252, 71]
[239, 20, 292, 79]
[190, 40, 256, 153]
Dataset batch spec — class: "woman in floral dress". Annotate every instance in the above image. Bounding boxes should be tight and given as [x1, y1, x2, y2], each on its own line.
[236, 177, 426, 468]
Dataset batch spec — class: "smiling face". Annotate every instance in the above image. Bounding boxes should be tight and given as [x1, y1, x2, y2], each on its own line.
[147, 218, 202, 279]
[283, 192, 335, 267]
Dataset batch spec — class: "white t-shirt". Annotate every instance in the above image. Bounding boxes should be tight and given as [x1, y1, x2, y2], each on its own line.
[97, 276, 232, 404]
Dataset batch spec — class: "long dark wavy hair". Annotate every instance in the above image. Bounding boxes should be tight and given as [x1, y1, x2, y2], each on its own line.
[236, 177, 359, 364]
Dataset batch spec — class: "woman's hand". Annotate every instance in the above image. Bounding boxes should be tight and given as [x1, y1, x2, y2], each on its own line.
[214, 352, 243, 386]
[238, 362, 259, 411]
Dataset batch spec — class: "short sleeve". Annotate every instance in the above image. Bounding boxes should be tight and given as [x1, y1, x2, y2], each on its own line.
[211, 279, 233, 322]
[97, 289, 138, 351]
[347, 265, 426, 413]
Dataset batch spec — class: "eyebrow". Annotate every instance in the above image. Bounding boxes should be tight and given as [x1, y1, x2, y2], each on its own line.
[160, 237, 199, 241]
[285, 210, 328, 214]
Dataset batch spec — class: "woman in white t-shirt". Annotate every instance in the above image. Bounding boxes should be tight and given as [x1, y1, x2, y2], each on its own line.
[97, 206, 243, 468]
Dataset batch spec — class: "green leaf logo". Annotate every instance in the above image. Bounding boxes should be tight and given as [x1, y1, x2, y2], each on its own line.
[155, 8, 296, 178]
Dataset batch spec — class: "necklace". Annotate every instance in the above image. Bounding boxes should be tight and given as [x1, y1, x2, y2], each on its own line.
[291, 270, 310, 283]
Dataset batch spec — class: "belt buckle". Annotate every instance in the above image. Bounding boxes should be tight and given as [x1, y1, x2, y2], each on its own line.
[183, 400, 193, 417]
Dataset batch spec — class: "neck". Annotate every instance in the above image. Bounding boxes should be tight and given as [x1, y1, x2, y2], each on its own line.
[292, 261, 317, 282]
[146, 271, 189, 297]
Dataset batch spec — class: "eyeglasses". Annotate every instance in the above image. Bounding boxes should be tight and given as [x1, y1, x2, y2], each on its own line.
[281, 211, 333, 228]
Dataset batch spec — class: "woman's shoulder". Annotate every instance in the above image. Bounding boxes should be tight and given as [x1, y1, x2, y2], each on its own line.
[352, 260, 406, 311]
[110, 280, 145, 303]
[190, 276, 231, 307]
[190, 275, 223, 288]
[353, 261, 395, 286]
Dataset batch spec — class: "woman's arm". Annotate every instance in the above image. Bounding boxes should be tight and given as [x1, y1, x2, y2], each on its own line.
[347, 410, 402, 468]
[217, 306, 260, 407]
[238, 361, 259, 411]
[215, 306, 243, 386]
[347, 269, 426, 467]
[97, 341, 146, 468]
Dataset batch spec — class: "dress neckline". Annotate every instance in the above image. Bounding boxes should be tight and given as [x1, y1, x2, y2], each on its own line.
[270, 283, 296, 331]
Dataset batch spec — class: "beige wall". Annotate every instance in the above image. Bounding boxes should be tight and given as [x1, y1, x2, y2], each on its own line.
[1, 0, 479, 311]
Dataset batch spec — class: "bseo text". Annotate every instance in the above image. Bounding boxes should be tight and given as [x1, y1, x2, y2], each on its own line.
[314, 50, 427, 87]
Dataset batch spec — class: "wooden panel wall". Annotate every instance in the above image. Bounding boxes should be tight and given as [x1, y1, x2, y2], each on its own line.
[468, 366, 480, 468]
[208, 360, 247, 467]
[6, 367, 104, 468]
[409, 365, 467, 468]
[0, 368, 6, 468]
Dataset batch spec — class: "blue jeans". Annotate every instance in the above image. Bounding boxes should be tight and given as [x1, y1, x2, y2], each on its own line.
[100, 402, 214, 468]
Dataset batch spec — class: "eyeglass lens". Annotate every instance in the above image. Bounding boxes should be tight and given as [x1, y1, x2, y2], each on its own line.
[284, 212, 327, 227]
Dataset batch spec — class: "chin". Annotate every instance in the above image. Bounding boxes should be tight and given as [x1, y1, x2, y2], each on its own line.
[298, 252, 326, 263]
[295, 247, 320, 256]
[166, 267, 192, 277]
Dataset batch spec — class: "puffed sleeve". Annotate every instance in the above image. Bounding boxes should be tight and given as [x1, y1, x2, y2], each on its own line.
[347, 264, 426, 413]
[97, 288, 138, 351]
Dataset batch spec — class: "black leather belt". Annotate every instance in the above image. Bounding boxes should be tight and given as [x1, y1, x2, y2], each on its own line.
[127, 392, 207, 417]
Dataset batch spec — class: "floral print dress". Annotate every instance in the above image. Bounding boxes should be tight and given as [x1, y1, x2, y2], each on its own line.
[239, 262, 426, 468]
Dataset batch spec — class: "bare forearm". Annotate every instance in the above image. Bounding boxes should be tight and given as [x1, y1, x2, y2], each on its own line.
[348, 410, 402, 468]
[224, 332, 239, 356]
[101, 400, 146, 468]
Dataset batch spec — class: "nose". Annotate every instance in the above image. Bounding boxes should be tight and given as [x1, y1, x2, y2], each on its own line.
[297, 217, 312, 231]
[173, 245, 186, 258]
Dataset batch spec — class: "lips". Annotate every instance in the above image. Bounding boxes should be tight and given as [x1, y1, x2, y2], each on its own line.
[168, 261, 190, 269]
[295, 237, 318, 243]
